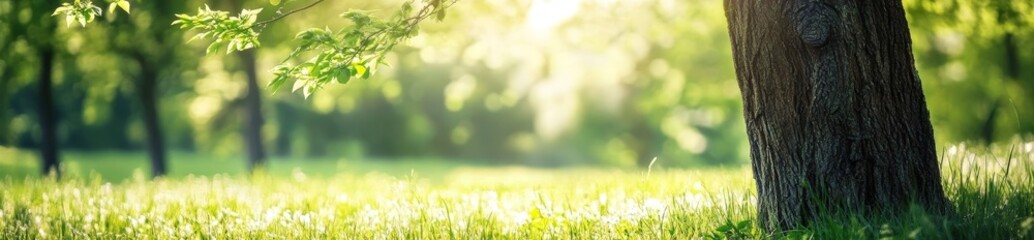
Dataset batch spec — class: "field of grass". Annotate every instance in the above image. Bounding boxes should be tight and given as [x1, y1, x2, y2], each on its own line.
[1, 143, 1034, 239]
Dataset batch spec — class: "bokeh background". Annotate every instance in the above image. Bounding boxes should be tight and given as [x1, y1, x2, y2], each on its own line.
[1, 0, 1032, 176]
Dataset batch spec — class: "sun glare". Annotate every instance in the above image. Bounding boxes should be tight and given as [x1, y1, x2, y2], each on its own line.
[524, 0, 582, 33]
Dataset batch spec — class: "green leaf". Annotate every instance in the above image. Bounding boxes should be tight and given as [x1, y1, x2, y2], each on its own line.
[342, 11, 371, 25]
[270, 0, 281, 6]
[351, 63, 367, 79]
[436, 9, 446, 21]
[336, 68, 352, 84]
[400, 2, 413, 15]
[302, 85, 314, 98]
[241, 8, 262, 27]
[52, 6, 70, 16]
[65, 14, 75, 27]
[310, 64, 323, 79]
[187, 33, 207, 43]
[292, 80, 305, 93]
[108, 2, 118, 15]
[117, 0, 131, 13]
[269, 77, 287, 91]
[206, 42, 222, 55]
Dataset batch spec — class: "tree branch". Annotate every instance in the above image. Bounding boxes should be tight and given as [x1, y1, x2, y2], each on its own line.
[255, 0, 325, 28]
[344, 0, 459, 62]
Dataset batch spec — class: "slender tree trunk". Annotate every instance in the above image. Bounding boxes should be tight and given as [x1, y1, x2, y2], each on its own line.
[135, 57, 167, 178]
[1, 64, 13, 145]
[982, 33, 1020, 144]
[723, 0, 950, 231]
[239, 49, 267, 171]
[981, 99, 999, 144]
[0, 31, 13, 146]
[274, 101, 295, 156]
[1002, 33, 1019, 83]
[38, 47, 60, 177]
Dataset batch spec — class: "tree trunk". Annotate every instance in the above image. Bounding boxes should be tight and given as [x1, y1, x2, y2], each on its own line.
[38, 47, 60, 177]
[982, 32, 1020, 144]
[1002, 32, 1019, 83]
[239, 49, 267, 172]
[723, 0, 950, 231]
[274, 101, 296, 156]
[0, 64, 11, 145]
[135, 57, 167, 178]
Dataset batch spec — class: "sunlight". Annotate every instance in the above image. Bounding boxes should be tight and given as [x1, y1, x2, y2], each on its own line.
[7, 0, 1034, 238]
[524, 0, 582, 34]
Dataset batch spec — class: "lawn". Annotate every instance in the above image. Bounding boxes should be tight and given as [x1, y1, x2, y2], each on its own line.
[1, 143, 1033, 239]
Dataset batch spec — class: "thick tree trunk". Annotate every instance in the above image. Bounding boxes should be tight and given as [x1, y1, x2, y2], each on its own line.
[723, 0, 950, 231]
[239, 49, 267, 171]
[38, 47, 60, 177]
[135, 57, 167, 178]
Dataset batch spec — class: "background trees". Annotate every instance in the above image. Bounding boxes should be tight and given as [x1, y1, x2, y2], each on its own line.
[0, 0, 1031, 176]
[905, 0, 1033, 144]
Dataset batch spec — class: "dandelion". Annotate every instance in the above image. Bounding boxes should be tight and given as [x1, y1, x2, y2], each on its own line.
[601, 215, 619, 226]
[643, 198, 665, 213]
[511, 211, 531, 225]
[677, 192, 708, 210]
[292, 168, 308, 182]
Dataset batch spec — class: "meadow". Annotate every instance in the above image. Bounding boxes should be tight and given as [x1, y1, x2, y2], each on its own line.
[1, 142, 1033, 239]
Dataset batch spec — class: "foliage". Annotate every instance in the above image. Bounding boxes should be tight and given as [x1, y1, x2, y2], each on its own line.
[170, 0, 457, 98]
[904, 0, 1034, 143]
[23, 0, 1034, 165]
[172, 6, 263, 55]
[1, 142, 1033, 238]
[52, 0, 131, 28]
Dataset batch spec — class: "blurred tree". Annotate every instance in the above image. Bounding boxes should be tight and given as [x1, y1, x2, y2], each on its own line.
[239, 49, 267, 171]
[113, 0, 186, 178]
[905, 0, 1033, 144]
[49, 0, 189, 178]
[0, 0, 16, 145]
[37, 22, 60, 177]
[225, 0, 268, 173]
[725, 0, 949, 232]
[2, 0, 66, 176]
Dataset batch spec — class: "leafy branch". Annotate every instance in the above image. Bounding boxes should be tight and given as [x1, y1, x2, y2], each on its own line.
[173, 0, 458, 97]
[172, 5, 263, 54]
[254, 0, 326, 29]
[271, 0, 458, 97]
[53, 0, 132, 27]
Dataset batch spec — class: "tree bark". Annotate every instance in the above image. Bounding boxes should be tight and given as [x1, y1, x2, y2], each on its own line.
[38, 46, 60, 177]
[239, 49, 267, 172]
[135, 56, 167, 178]
[723, 0, 950, 231]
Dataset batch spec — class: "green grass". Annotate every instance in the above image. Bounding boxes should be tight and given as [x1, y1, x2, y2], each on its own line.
[1, 143, 1033, 239]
